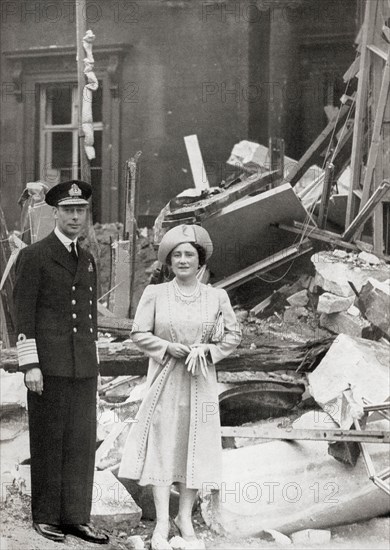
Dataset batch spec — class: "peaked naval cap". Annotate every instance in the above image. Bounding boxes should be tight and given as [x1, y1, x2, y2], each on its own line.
[45, 180, 92, 207]
[158, 224, 213, 264]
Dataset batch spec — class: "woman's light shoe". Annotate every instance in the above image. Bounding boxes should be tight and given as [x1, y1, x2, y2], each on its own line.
[151, 531, 173, 550]
[169, 518, 206, 550]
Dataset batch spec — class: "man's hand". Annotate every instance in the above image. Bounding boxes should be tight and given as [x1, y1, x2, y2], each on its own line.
[167, 343, 191, 359]
[24, 367, 43, 395]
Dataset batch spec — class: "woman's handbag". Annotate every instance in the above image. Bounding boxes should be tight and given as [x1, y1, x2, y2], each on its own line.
[210, 310, 224, 343]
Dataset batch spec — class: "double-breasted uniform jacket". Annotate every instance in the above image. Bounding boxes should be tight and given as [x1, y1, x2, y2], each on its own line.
[14, 230, 99, 525]
[14, 231, 98, 377]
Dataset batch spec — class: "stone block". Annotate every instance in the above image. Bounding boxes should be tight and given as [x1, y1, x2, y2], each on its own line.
[259, 529, 292, 545]
[311, 251, 389, 297]
[287, 289, 308, 307]
[319, 311, 370, 338]
[308, 334, 390, 426]
[283, 306, 308, 323]
[126, 535, 145, 549]
[291, 529, 331, 545]
[358, 251, 382, 265]
[91, 470, 142, 531]
[358, 278, 390, 337]
[317, 292, 354, 314]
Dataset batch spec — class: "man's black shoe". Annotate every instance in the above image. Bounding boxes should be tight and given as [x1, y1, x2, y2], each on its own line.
[33, 523, 65, 542]
[62, 523, 109, 544]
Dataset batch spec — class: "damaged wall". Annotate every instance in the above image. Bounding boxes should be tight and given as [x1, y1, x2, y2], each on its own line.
[1, 0, 358, 229]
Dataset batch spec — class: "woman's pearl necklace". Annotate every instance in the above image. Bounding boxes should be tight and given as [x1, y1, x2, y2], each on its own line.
[173, 278, 200, 297]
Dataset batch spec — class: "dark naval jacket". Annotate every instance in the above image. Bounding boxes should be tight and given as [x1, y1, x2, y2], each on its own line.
[14, 231, 98, 378]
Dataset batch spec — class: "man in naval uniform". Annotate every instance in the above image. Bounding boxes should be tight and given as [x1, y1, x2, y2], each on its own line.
[13, 180, 108, 544]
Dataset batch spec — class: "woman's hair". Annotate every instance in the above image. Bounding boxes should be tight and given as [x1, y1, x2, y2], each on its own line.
[166, 242, 207, 267]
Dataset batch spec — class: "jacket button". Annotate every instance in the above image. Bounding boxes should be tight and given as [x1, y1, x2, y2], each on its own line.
[72, 286, 76, 291]
[73, 327, 77, 333]
[72, 299, 76, 305]
[90, 328, 93, 333]
[89, 300, 93, 305]
[89, 314, 92, 319]
[89, 286, 93, 292]
[72, 313, 77, 319]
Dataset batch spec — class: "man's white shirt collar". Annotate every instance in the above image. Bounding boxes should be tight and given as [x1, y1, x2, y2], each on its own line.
[54, 226, 78, 253]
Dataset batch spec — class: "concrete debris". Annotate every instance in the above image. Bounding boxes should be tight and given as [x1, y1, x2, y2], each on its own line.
[358, 251, 383, 265]
[96, 421, 132, 471]
[201, 411, 390, 537]
[291, 529, 331, 545]
[308, 334, 390, 427]
[286, 289, 309, 307]
[317, 292, 355, 314]
[91, 470, 141, 530]
[358, 278, 390, 337]
[312, 251, 389, 297]
[0, 370, 26, 410]
[169, 535, 206, 550]
[283, 306, 309, 323]
[332, 248, 348, 259]
[259, 529, 292, 545]
[319, 311, 370, 338]
[126, 534, 145, 549]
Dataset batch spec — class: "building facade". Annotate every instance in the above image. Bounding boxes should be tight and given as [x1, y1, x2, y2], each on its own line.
[1, 0, 359, 229]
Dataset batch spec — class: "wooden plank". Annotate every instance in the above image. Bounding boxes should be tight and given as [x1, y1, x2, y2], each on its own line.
[277, 222, 360, 251]
[125, 153, 141, 316]
[221, 426, 390, 444]
[359, 45, 390, 210]
[286, 104, 351, 186]
[343, 56, 360, 81]
[343, 180, 390, 241]
[1, 338, 334, 376]
[367, 44, 388, 60]
[184, 135, 210, 190]
[212, 240, 312, 291]
[346, 0, 377, 225]
[317, 162, 335, 228]
[163, 169, 279, 224]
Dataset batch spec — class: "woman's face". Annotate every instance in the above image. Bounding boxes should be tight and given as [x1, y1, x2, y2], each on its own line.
[170, 242, 199, 281]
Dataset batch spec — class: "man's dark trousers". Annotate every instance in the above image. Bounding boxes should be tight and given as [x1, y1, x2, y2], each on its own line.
[27, 376, 97, 524]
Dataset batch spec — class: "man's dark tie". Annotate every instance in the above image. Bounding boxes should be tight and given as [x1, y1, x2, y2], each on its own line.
[69, 242, 78, 263]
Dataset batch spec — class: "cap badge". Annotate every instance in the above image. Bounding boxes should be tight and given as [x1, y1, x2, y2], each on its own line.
[69, 183, 82, 197]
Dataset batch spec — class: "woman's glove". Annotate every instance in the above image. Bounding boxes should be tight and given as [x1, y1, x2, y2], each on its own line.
[185, 344, 210, 379]
[167, 343, 191, 359]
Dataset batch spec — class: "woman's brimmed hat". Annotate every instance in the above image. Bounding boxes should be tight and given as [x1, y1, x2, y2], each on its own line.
[158, 224, 213, 264]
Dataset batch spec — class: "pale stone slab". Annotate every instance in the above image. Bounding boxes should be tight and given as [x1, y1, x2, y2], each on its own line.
[358, 251, 382, 265]
[317, 292, 354, 314]
[308, 334, 390, 426]
[126, 535, 145, 549]
[291, 529, 331, 545]
[311, 251, 389, 297]
[91, 470, 142, 530]
[319, 311, 370, 338]
[358, 278, 390, 337]
[287, 289, 308, 307]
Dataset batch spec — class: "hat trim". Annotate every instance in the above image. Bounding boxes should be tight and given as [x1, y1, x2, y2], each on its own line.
[57, 198, 89, 206]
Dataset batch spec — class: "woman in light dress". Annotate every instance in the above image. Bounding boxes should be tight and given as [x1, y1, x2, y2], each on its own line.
[119, 224, 241, 550]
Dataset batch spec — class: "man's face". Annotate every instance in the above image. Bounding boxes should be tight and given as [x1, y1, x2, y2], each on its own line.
[54, 205, 88, 239]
